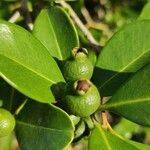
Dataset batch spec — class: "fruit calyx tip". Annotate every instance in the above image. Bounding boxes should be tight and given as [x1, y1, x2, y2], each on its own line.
[72, 47, 88, 58]
[75, 80, 91, 94]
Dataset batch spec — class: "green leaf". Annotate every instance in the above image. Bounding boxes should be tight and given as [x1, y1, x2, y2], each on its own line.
[92, 21, 150, 96]
[113, 118, 142, 139]
[138, 2, 150, 20]
[33, 7, 79, 61]
[101, 64, 150, 126]
[0, 20, 65, 104]
[15, 100, 74, 150]
[88, 123, 150, 150]
[128, 140, 150, 150]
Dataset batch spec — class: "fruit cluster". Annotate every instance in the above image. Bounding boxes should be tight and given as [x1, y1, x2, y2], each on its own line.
[61, 47, 101, 117]
[60, 47, 101, 141]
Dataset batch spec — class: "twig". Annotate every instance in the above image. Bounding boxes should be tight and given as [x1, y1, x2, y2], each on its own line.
[58, 0, 101, 52]
[8, 0, 33, 30]
[101, 111, 125, 140]
[101, 111, 113, 132]
[101, 111, 116, 134]
[101, 111, 109, 129]
[81, 7, 112, 38]
[8, 11, 21, 23]
[21, 0, 33, 30]
[14, 99, 28, 115]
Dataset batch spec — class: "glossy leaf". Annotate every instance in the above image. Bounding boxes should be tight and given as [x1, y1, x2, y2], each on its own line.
[33, 7, 79, 61]
[138, 2, 150, 20]
[92, 21, 150, 96]
[101, 64, 150, 126]
[128, 140, 150, 150]
[89, 123, 150, 150]
[0, 20, 65, 104]
[113, 118, 142, 139]
[15, 100, 74, 150]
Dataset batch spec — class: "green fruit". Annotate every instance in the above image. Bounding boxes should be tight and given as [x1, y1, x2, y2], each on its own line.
[0, 108, 15, 137]
[62, 80, 101, 117]
[62, 47, 94, 81]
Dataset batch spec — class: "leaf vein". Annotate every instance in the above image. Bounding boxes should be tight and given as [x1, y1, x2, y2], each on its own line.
[17, 120, 72, 133]
[103, 98, 150, 109]
[46, 12, 63, 60]
[100, 50, 150, 88]
[98, 126, 112, 150]
[0, 54, 56, 84]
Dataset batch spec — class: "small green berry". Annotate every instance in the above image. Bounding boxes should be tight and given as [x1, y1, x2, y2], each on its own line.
[62, 47, 94, 81]
[0, 108, 15, 137]
[62, 80, 101, 117]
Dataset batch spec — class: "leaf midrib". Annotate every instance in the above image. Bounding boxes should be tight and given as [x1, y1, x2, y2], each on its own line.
[98, 126, 112, 150]
[102, 97, 150, 110]
[99, 50, 150, 88]
[0, 54, 56, 84]
[17, 120, 72, 133]
[46, 11, 63, 60]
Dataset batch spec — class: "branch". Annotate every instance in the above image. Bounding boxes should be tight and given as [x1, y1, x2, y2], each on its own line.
[101, 111, 113, 131]
[101, 111, 109, 129]
[21, 0, 33, 30]
[81, 7, 112, 39]
[58, 0, 101, 52]
[8, 11, 21, 23]
[8, 0, 33, 31]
